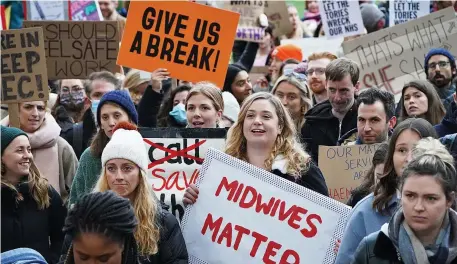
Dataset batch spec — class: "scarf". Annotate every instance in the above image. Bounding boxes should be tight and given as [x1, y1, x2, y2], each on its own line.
[2, 113, 61, 194]
[388, 207, 457, 264]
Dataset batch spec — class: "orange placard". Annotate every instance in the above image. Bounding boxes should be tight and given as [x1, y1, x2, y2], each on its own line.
[117, 1, 240, 88]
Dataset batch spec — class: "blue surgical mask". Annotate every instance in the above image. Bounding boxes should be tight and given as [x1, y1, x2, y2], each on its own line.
[169, 103, 187, 125]
[91, 100, 100, 124]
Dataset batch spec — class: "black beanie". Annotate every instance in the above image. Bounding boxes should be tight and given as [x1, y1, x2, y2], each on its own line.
[223, 64, 247, 93]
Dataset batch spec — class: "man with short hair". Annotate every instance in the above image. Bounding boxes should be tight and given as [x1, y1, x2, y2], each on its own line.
[338, 88, 397, 145]
[98, 0, 126, 37]
[424, 48, 457, 110]
[61, 71, 120, 158]
[302, 58, 360, 164]
[307, 52, 338, 104]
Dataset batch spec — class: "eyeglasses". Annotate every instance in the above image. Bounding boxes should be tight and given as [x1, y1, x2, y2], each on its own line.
[306, 68, 325, 76]
[428, 61, 451, 71]
[61, 86, 84, 94]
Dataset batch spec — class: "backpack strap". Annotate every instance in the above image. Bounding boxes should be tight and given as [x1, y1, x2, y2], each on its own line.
[72, 123, 84, 158]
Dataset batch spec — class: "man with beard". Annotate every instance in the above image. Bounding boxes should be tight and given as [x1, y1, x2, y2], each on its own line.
[307, 52, 338, 105]
[52, 79, 89, 131]
[425, 48, 456, 110]
[302, 58, 359, 164]
[98, 0, 126, 37]
[338, 88, 396, 145]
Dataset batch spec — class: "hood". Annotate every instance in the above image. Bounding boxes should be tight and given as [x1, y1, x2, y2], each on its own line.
[304, 100, 334, 121]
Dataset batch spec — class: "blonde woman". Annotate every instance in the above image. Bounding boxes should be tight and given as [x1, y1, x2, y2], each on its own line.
[183, 92, 328, 206]
[1, 126, 66, 263]
[271, 73, 312, 131]
[186, 82, 224, 128]
[90, 122, 188, 263]
[123, 69, 150, 106]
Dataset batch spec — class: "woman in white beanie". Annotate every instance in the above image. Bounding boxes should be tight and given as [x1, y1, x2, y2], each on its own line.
[91, 121, 188, 263]
[221, 92, 241, 128]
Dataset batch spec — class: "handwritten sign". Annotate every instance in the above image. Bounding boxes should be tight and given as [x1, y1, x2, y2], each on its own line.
[140, 128, 226, 222]
[1, 27, 49, 103]
[318, 144, 380, 203]
[26, 0, 69, 21]
[23, 21, 119, 79]
[264, 1, 292, 37]
[343, 7, 457, 99]
[182, 148, 351, 264]
[70, 0, 103, 21]
[318, 0, 364, 39]
[117, 1, 239, 87]
[389, 0, 430, 27]
[224, 1, 265, 42]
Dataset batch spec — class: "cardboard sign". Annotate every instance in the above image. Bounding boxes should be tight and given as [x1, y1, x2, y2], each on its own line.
[264, 1, 293, 37]
[318, 144, 381, 203]
[70, 0, 103, 21]
[224, 1, 265, 42]
[182, 148, 351, 264]
[389, 0, 430, 27]
[318, 0, 364, 39]
[140, 128, 227, 222]
[281, 37, 344, 60]
[117, 1, 239, 87]
[23, 21, 119, 79]
[1, 27, 49, 103]
[343, 7, 457, 98]
[27, 0, 69, 21]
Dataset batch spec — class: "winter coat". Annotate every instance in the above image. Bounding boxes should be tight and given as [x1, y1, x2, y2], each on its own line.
[438, 83, 456, 111]
[1, 183, 67, 264]
[53, 105, 74, 132]
[271, 155, 329, 196]
[138, 85, 165, 128]
[301, 100, 358, 164]
[335, 193, 399, 264]
[60, 109, 97, 159]
[68, 147, 102, 206]
[435, 101, 457, 138]
[440, 133, 457, 168]
[59, 202, 188, 264]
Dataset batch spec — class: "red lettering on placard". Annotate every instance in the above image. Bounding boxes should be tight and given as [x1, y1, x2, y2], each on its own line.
[329, 187, 353, 201]
[215, 176, 323, 238]
[151, 168, 199, 191]
[362, 64, 394, 93]
[201, 213, 300, 262]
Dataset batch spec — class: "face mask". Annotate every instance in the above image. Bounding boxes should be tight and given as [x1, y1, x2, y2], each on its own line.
[91, 100, 100, 124]
[60, 91, 85, 111]
[169, 103, 187, 125]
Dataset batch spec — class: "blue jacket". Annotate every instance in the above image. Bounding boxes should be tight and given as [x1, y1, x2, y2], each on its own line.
[435, 100, 457, 138]
[334, 193, 399, 264]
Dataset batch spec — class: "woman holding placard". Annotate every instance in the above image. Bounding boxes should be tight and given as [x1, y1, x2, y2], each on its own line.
[352, 140, 457, 264]
[1, 126, 66, 263]
[335, 118, 438, 264]
[68, 90, 138, 206]
[183, 92, 328, 207]
[88, 121, 188, 263]
[1, 100, 78, 203]
[399, 80, 446, 126]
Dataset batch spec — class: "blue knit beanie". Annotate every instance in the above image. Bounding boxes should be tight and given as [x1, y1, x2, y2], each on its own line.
[424, 48, 456, 75]
[97, 90, 138, 127]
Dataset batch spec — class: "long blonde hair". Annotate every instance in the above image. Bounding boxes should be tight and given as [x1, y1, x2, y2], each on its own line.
[94, 168, 160, 256]
[1, 160, 50, 209]
[123, 69, 149, 104]
[225, 92, 310, 177]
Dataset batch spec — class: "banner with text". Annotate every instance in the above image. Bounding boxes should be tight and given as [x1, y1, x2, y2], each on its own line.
[318, 144, 381, 203]
[1, 27, 49, 103]
[140, 128, 226, 222]
[70, 0, 103, 21]
[118, 1, 239, 87]
[23, 21, 119, 79]
[343, 7, 457, 99]
[224, 1, 265, 42]
[182, 148, 351, 264]
[263, 1, 292, 38]
[389, 0, 430, 27]
[26, 0, 69, 21]
[318, 0, 364, 39]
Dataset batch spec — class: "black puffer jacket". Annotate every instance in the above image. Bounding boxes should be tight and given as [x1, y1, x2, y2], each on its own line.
[301, 100, 358, 164]
[59, 202, 188, 264]
[1, 183, 67, 264]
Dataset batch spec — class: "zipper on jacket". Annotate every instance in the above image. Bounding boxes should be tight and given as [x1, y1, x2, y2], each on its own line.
[338, 121, 342, 139]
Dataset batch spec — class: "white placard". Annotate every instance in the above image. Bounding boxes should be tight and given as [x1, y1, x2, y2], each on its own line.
[182, 148, 351, 264]
[389, 0, 430, 27]
[27, 0, 68, 21]
[281, 37, 344, 60]
[144, 138, 225, 222]
[319, 0, 364, 39]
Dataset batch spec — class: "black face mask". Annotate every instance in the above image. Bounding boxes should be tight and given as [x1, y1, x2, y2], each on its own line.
[60, 91, 85, 112]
